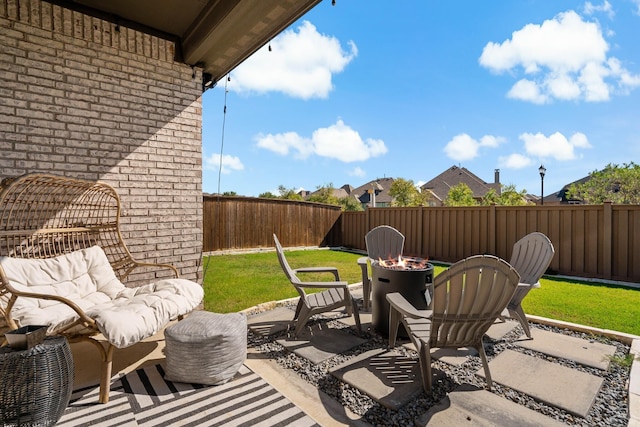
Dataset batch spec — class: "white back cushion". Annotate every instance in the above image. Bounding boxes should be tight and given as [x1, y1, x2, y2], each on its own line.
[1, 246, 124, 309]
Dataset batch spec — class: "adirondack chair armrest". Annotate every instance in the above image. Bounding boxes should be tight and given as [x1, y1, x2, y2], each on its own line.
[386, 292, 433, 320]
[296, 280, 349, 289]
[357, 256, 369, 278]
[507, 282, 540, 311]
[293, 266, 340, 280]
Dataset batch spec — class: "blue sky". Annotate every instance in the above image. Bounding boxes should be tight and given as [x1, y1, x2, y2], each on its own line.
[201, 0, 640, 198]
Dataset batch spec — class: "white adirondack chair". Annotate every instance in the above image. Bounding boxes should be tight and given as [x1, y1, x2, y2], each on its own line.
[357, 225, 405, 310]
[274, 234, 361, 337]
[386, 255, 520, 394]
[503, 232, 555, 338]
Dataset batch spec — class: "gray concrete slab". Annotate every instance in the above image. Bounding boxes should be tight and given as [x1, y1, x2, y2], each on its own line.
[247, 306, 294, 336]
[276, 324, 368, 364]
[485, 319, 519, 341]
[338, 310, 373, 334]
[479, 350, 603, 417]
[400, 342, 478, 366]
[415, 383, 567, 427]
[349, 286, 364, 300]
[329, 348, 428, 410]
[431, 347, 478, 366]
[514, 328, 617, 370]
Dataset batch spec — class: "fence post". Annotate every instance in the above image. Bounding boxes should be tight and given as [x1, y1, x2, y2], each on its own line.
[489, 204, 496, 255]
[603, 201, 612, 279]
[417, 206, 424, 258]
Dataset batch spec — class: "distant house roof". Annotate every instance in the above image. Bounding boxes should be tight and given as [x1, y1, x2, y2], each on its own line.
[351, 177, 395, 206]
[340, 184, 354, 194]
[544, 175, 591, 204]
[420, 166, 501, 202]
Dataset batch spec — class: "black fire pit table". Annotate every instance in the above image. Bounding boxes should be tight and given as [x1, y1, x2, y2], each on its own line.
[371, 257, 434, 337]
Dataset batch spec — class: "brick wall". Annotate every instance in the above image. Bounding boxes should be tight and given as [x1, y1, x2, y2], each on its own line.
[0, 0, 203, 284]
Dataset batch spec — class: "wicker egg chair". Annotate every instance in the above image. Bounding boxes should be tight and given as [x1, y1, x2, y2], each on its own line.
[0, 173, 203, 403]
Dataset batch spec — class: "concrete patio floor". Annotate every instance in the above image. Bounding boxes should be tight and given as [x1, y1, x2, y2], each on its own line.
[65, 284, 640, 426]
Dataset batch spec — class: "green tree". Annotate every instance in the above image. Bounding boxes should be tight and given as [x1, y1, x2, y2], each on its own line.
[306, 183, 363, 211]
[389, 178, 427, 207]
[307, 183, 340, 205]
[482, 184, 532, 206]
[567, 162, 640, 204]
[444, 183, 478, 206]
[499, 184, 532, 206]
[258, 191, 277, 198]
[481, 188, 500, 205]
[222, 191, 237, 196]
[339, 196, 364, 211]
[277, 185, 303, 201]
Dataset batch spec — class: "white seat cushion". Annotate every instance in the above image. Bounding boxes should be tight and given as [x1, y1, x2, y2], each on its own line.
[0, 246, 204, 348]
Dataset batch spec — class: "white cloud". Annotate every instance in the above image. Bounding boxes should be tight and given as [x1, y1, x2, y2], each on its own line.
[507, 79, 548, 103]
[254, 131, 314, 159]
[349, 166, 366, 177]
[632, 0, 640, 15]
[499, 153, 532, 169]
[204, 153, 244, 174]
[520, 131, 592, 160]
[479, 135, 504, 147]
[255, 119, 387, 163]
[228, 21, 357, 99]
[546, 73, 582, 100]
[479, 10, 640, 103]
[583, 1, 614, 19]
[443, 133, 506, 161]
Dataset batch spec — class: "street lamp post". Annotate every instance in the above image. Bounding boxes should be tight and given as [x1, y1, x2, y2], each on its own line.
[539, 165, 546, 205]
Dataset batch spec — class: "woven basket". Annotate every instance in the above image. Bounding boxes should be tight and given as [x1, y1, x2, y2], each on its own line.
[0, 336, 74, 426]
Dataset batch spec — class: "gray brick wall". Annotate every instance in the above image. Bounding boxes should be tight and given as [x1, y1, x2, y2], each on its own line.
[0, 0, 204, 285]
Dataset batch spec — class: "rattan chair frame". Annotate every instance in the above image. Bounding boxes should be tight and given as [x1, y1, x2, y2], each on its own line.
[0, 173, 181, 403]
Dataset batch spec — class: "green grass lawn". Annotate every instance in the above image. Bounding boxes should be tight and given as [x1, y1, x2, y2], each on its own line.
[202, 249, 640, 336]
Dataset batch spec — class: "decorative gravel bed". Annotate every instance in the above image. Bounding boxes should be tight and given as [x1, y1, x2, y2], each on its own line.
[247, 310, 631, 427]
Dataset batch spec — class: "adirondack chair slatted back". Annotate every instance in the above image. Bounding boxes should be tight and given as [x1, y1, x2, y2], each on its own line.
[273, 234, 304, 295]
[509, 232, 555, 286]
[430, 255, 519, 348]
[0, 173, 139, 317]
[503, 232, 555, 338]
[365, 225, 404, 262]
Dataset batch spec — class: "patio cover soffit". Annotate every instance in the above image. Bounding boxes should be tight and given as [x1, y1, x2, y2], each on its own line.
[50, 0, 322, 87]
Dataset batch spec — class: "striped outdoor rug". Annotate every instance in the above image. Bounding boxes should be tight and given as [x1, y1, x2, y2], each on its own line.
[58, 364, 319, 426]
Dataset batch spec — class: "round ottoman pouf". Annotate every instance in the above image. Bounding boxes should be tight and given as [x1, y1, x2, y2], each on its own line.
[164, 311, 247, 385]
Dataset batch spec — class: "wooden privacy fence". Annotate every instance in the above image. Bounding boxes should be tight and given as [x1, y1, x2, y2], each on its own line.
[340, 203, 640, 283]
[203, 195, 342, 251]
[202, 197, 640, 283]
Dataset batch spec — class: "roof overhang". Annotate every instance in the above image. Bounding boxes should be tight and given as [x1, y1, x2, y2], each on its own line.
[48, 0, 323, 86]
